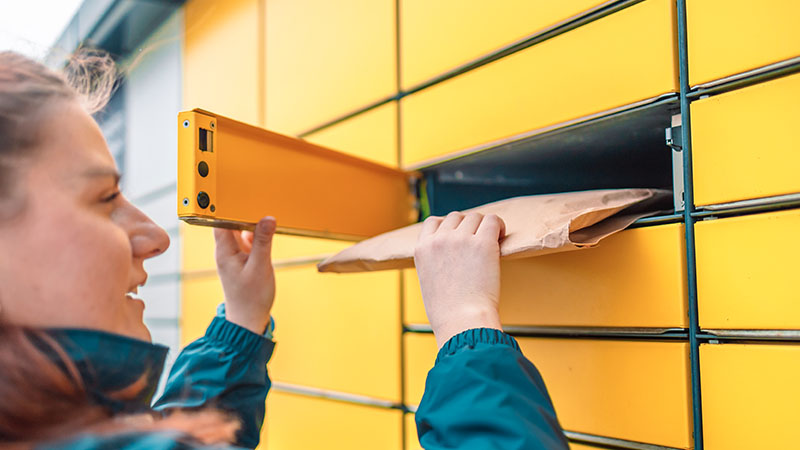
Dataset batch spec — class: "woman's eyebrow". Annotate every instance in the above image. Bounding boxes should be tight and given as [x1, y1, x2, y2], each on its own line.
[82, 167, 122, 184]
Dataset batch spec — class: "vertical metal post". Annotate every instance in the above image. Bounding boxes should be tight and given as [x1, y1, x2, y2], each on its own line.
[676, 0, 704, 448]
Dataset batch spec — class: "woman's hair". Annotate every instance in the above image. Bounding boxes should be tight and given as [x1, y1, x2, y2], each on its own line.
[0, 51, 238, 447]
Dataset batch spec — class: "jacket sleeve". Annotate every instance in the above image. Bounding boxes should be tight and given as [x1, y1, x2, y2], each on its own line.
[415, 328, 569, 450]
[152, 317, 275, 449]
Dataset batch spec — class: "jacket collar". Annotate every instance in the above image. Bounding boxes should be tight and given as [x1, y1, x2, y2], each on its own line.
[44, 328, 169, 414]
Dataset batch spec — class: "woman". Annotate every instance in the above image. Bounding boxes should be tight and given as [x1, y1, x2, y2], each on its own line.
[0, 50, 568, 449]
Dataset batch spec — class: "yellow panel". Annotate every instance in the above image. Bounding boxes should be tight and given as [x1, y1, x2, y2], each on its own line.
[184, 0, 261, 125]
[401, 0, 677, 167]
[269, 265, 402, 401]
[405, 414, 421, 450]
[404, 334, 692, 448]
[404, 225, 687, 328]
[304, 102, 398, 168]
[265, 0, 396, 136]
[692, 72, 800, 206]
[701, 343, 800, 450]
[180, 222, 351, 273]
[696, 209, 800, 329]
[180, 276, 223, 345]
[403, 333, 438, 408]
[401, 0, 606, 90]
[263, 391, 402, 450]
[687, 0, 800, 85]
[570, 445, 606, 450]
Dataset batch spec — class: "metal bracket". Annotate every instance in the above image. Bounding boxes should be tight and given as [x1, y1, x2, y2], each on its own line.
[666, 114, 685, 212]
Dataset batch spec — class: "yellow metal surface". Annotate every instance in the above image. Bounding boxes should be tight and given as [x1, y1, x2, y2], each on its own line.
[692, 72, 800, 206]
[400, 0, 677, 167]
[569, 445, 605, 450]
[177, 109, 415, 239]
[404, 334, 692, 448]
[400, 0, 606, 90]
[696, 209, 800, 329]
[304, 102, 398, 168]
[687, 0, 800, 85]
[265, 0, 396, 136]
[404, 225, 687, 327]
[180, 275, 224, 345]
[184, 0, 261, 125]
[263, 391, 403, 450]
[701, 343, 800, 450]
[180, 222, 350, 274]
[405, 413, 421, 450]
[268, 265, 402, 401]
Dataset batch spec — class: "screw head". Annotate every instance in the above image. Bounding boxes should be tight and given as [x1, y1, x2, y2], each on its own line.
[210, 122, 215, 129]
[210, 204, 216, 213]
[183, 120, 190, 128]
[182, 198, 189, 206]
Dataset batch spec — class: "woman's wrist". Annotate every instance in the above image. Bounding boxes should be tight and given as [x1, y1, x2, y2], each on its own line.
[431, 306, 502, 349]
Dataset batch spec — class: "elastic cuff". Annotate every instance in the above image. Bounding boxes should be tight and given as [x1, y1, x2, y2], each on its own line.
[205, 316, 275, 362]
[436, 327, 520, 364]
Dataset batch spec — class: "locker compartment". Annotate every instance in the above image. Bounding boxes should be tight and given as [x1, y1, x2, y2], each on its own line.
[180, 275, 224, 345]
[701, 343, 800, 450]
[696, 209, 800, 329]
[304, 101, 399, 168]
[268, 265, 402, 401]
[400, 0, 607, 90]
[404, 334, 692, 448]
[401, 0, 677, 167]
[405, 413, 421, 450]
[264, 391, 403, 450]
[687, 0, 800, 85]
[265, 0, 396, 136]
[691, 72, 800, 206]
[404, 223, 687, 328]
[184, 0, 261, 124]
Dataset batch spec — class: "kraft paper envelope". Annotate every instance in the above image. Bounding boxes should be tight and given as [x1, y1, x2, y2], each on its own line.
[317, 188, 671, 273]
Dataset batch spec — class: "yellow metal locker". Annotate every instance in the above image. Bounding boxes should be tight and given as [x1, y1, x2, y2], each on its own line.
[264, 391, 403, 450]
[405, 225, 687, 328]
[405, 413, 421, 450]
[265, 0, 396, 136]
[184, 0, 262, 125]
[400, 0, 678, 167]
[181, 275, 225, 344]
[696, 209, 800, 329]
[404, 334, 692, 448]
[399, 0, 607, 90]
[269, 266, 402, 401]
[687, 0, 800, 85]
[701, 343, 800, 450]
[304, 101, 399, 168]
[692, 72, 800, 206]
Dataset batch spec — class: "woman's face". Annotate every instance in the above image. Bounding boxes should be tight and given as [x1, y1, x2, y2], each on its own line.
[0, 100, 170, 341]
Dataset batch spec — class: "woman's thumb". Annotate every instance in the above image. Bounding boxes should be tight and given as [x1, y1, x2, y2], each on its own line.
[249, 216, 277, 267]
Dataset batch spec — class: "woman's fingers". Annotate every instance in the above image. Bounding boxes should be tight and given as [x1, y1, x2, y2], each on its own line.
[476, 214, 506, 241]
[438, 211, 465, 231]
[457, 213, 484, 234]
[419, 215, 444, 238]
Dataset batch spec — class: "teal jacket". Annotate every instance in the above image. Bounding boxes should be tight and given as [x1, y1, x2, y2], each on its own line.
[35, 322, 567, 449]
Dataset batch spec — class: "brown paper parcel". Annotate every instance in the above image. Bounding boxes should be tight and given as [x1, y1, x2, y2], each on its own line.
[317, 188, 671, 273]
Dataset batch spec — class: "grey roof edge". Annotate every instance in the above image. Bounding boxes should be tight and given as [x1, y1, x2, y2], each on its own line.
[46, 0, 184, 67]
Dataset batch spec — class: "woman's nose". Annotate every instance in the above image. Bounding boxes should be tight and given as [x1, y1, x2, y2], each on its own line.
[125, 203, 171, 260]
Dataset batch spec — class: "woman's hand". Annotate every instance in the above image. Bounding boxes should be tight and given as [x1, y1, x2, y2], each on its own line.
[214, 216, 277, 334]
[414, 212, 506, 348]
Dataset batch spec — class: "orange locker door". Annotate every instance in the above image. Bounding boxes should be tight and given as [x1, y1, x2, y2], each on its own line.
[177, 109, 417, 240]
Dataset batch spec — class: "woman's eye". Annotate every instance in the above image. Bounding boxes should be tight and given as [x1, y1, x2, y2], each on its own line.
[103, 191, 121, 203]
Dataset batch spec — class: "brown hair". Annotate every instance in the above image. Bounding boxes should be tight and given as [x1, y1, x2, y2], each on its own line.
[0, 51, 238, 447]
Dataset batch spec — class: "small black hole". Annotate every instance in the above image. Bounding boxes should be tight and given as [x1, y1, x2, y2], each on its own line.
[210, 204, 216, 213]
[199, 128, 213, 152]
[198, 161, 209, 177]
[197, 191, 210, 209]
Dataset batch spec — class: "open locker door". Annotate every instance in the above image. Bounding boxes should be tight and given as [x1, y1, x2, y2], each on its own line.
[178, 109, 417, 240]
